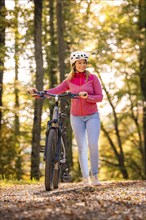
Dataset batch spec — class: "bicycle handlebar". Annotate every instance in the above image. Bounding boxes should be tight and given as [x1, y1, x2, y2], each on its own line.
[45, 91, 80, 99]
[28, 91, 80, 99]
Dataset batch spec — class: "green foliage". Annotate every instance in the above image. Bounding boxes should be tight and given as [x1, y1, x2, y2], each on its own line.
[0, 124, 19, 179]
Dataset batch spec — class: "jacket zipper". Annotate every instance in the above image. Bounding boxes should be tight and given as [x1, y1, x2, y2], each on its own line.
[79, 73, 83, 116]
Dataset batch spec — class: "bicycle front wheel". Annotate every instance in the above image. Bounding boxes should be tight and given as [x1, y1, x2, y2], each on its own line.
[45, 128, 58, 191]
[53, 138, 62, 189]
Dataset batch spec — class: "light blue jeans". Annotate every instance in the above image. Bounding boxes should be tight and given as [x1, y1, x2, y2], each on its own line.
[70, 112, 100, 178]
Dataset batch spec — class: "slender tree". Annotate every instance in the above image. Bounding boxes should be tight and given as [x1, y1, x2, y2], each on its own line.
[98, 72, 128, 179]
[56, 0, 73, 170]
[48, 0, 57, 88]
[31, 0, 44, 180]
[14, 0, 20, 136]
[0, 0, 5, 131]
[138, 0, 146, 179]
[43, 0, 58, 117]
[56, 0, 65, 82]
[14, 0, 22, 180]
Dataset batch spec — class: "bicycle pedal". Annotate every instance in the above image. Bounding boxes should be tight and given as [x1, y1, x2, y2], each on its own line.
[62, 173, 71, 182]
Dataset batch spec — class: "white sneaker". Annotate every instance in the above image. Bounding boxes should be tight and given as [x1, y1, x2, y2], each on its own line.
[83, 177, 91, 187]
[92, 175, 101, 186]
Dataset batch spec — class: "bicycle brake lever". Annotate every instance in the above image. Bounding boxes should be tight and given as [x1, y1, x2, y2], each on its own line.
[68, 93, 79, 99]
[31, 91, 45, 99]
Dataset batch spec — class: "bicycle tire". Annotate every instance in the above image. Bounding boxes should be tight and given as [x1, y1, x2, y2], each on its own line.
[53, 140, 62, 189]
[45, 128, 58, 191]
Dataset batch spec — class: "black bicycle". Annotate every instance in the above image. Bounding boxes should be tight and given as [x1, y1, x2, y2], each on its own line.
[32, 91, 79, 191]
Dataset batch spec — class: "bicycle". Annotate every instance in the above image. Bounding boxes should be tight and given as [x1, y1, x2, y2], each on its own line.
[31, 91, 79, 191]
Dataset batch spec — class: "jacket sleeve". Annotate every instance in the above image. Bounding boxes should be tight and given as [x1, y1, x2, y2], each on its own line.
[86, 75, 103, 103]
[46, 79, 69, 94]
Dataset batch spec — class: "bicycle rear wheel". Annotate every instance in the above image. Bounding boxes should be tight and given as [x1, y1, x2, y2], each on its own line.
[45, 128, 58, 191]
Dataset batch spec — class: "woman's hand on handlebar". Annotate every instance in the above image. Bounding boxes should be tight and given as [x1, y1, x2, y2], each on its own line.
[79, 91, 88, 99]
[28, 88, 41, 99]
[28, 88, 38, 95]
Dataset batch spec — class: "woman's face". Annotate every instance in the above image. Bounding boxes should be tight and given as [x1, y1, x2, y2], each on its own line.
[75, 59, 87, 72]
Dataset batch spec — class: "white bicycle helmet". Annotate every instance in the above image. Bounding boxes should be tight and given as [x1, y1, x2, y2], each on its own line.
[70, 51, 88, 65]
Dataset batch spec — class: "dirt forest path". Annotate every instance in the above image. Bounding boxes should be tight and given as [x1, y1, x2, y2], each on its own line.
[0, 180, 146, 220]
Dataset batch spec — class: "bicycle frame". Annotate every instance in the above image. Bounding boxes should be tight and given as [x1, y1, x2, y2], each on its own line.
[43, 92, 79, 163]
[31, 91, 79, 190]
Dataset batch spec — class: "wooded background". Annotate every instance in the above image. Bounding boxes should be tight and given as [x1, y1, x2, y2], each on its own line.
[0, 0, 146, 181]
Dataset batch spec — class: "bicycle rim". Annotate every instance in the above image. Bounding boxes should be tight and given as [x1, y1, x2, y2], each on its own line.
[45, 129, 58, 191]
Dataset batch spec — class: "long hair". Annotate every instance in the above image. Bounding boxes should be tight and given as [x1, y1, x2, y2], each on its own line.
[67, 63, 90, 82]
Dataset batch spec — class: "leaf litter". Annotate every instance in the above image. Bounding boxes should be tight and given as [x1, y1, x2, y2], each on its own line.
[0, 180, 145, 220]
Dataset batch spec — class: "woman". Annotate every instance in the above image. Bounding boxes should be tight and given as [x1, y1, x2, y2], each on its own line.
[29, 51, 103, 186]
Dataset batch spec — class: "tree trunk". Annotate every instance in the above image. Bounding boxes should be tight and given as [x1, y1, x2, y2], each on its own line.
[56, 0, 73, 171]
[31, 0, 44, 180]
[49, 0, 57, 87]
[56, 0, 65, 82]
[14, 0, 22, 180]
[0, 0, 5, 131]
[139, 0, 146, 179]
[98, 72, 128, 179]
[44, 0, 57, 118]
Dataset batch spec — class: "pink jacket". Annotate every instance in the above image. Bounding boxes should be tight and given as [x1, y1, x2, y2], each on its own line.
[47, 72, 103, 116]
